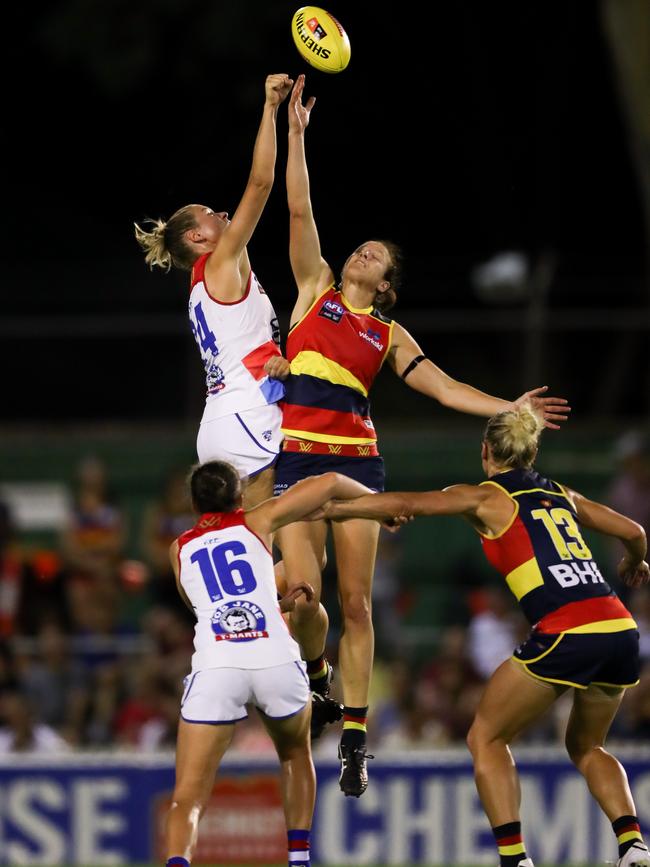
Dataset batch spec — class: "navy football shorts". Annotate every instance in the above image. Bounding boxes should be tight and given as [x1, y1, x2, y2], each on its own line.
[273, 450, 385, 497]
[512, 628, 640, 689]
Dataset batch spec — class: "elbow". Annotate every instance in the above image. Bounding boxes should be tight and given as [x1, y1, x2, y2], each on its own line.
[249, 174, 273, 194]
[434, 378, 462, 409]
[289, 204, 310, 221]
[627, 522, 647, 546]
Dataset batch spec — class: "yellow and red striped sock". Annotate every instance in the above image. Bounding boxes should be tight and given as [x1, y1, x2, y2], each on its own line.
[306, 655, 328, 690]
[341, 706, 368, 748]
[492, 821, 527, 867]
[613, 815, 644, 858]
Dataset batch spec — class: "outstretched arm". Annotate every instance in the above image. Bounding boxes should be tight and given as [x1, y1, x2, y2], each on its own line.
[387, 322, 570, 430]
[287, 74, 335, 324]
[207, 73, 292, 272]
[322, 485, 488, 522]
[245, 472, 375, 538]
[568, 488, 649, 587]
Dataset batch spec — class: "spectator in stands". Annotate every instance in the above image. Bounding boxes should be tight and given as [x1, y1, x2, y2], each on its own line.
[466, 585, 527, 680]
[140, 468, 194, 613]
[0, 690, 70, 753]
[0, 500, 69, 637]
[19, 624, 89, 744]
[606, 430, 650, 602]
[61, 455, 125, 581]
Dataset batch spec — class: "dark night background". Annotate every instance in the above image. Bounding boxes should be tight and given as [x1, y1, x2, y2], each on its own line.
[3, 1, 649, 426]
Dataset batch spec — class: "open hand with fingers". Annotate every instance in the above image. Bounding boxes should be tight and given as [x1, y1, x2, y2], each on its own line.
[513, 386, 571, 430]
[289, 74, 316, 133]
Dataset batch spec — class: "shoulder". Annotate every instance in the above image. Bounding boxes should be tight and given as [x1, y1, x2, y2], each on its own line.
[370, 307, 393, 325]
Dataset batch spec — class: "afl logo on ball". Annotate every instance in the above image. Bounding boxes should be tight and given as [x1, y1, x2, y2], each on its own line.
[211, 601, 268, 642]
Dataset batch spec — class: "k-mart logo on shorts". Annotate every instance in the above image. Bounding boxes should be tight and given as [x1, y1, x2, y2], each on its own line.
[318, 300, 345, 323]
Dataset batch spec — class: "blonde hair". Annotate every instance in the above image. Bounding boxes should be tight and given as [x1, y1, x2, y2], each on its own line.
[484, 403, 543, 469]
[133, 205, 198, 272]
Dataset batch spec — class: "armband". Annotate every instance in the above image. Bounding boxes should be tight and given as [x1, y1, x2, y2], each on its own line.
[400, 354, 426, 380]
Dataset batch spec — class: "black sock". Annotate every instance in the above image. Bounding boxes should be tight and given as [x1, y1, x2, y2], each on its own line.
[340, 706, 368, 748]
[492, 821, 527, 867]
[613, 815, 645, 858]
[306, 654, 328, 685]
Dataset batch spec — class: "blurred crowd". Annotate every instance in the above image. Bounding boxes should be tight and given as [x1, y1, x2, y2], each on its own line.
[0, 430, 649, 754]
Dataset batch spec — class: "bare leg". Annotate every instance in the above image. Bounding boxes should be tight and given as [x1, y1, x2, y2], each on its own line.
[276, 520, 329, 661]
[466, 660, 563, 826]
[166, 720, 235, 861]
[243, 467, 275, 509]
[331, 518, 379, 708]
[261, 705, 315, 830]
[565, 684, 636, 821]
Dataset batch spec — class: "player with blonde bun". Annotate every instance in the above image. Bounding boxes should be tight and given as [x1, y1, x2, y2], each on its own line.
[320, 405, 650, 867]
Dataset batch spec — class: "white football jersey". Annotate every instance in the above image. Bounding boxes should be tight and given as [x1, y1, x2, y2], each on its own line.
[177, 510, 301, 671]
[189, 254, 285, 423]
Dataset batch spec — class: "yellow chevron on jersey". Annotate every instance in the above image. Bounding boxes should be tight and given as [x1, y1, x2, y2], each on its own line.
[290, 350, 369, 396]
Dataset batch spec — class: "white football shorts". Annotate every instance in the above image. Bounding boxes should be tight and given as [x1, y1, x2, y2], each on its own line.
[196, 403, 283, 479]
[180, 659, 310, 724]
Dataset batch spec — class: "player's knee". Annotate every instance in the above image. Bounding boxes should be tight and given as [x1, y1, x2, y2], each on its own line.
[275, 738, 309, 762]
[565, 732, 601, 768]
[340, 592, 371, 628]
[466, 718, 507, 757]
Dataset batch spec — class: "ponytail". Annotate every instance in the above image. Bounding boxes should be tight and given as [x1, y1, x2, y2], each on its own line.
[134, 205, 198, 272]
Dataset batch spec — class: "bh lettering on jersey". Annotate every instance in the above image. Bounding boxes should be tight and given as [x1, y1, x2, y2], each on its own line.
[0, 777, 127, 865]
[550, 560, 605, 587]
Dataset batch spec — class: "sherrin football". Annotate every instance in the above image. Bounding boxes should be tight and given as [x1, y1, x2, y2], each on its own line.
[291, 7, 351, 74]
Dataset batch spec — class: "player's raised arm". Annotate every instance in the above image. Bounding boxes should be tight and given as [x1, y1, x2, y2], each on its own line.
[387, 322, 571, 430]
[287, 74, 335, 323]
[206, 74, 292, 273]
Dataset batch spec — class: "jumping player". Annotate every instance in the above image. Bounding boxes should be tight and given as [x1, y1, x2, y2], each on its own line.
[278, 72, 571, 797]
[134, 74, 293, 508]
[319, 405, 650, 867]
[164, 462, 377, 867]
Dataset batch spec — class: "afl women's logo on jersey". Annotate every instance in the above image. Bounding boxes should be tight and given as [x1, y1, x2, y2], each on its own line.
[211, 600, 268, 642]
[318, 300, 345, 323]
